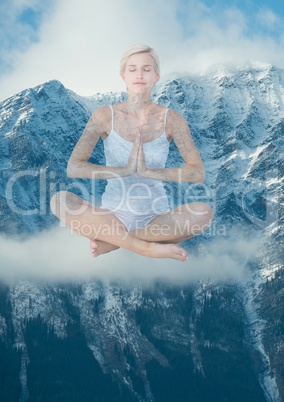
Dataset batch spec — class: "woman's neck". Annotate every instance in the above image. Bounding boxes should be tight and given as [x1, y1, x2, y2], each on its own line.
[125, 93, 153, 115]
[122, 94, 156, 132]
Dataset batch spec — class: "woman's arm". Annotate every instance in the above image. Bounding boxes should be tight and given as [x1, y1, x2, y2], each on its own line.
[138, 109, 205, 183]
[67, 106, 139, 179]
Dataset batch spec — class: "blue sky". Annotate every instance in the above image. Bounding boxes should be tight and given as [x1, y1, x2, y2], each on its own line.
[176, 0, 284, 40]
[0, 0, 284, 101]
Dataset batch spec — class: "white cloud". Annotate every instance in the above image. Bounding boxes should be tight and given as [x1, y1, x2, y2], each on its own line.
[0, 226, 258, 285]
[0, 0, 181, 100]
[0, 0, 284, 101]
[257, 8, 280, 30]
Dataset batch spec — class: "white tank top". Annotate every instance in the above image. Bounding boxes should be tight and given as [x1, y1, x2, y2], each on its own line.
[101, 105, 171, 215]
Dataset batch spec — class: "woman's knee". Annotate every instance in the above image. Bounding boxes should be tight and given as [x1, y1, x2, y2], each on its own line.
[184, 201, 212, 213]
[185, 202, 214, 223]
[199, 202, 214, 220]
[50, 191, 63, 216]
[50, 190, 82, 216]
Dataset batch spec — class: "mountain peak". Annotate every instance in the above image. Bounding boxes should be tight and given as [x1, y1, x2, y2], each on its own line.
[202, 61, 278, 77]
[0, 63, 283, 402]
[33, 79, 66, 93]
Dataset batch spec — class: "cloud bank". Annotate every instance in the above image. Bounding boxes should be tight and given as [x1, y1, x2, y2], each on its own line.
[1, 0, 284, 101]
[0, 226, 258, 285]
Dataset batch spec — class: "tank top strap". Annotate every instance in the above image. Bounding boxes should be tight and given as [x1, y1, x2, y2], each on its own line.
[109, 105, 114, 130]
[164, 108, 169, 132]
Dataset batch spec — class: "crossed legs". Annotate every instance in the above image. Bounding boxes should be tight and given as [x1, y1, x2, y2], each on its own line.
[50, 191, 213, 261]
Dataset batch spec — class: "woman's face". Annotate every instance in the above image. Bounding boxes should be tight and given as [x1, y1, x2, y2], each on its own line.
[121, 52, 159, 94]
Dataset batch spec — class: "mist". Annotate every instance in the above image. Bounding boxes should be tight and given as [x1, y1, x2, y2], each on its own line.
[0, 226, 259, 285]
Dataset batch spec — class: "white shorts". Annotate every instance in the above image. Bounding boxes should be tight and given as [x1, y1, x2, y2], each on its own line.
[113, 209, 169, 232]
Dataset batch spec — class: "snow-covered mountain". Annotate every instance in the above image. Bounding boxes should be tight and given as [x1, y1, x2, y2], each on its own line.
[0, 64, 283, 402]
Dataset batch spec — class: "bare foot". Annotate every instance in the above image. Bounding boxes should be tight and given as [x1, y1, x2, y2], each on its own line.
[141, 242, 189, 261]
[90, 239, 119, 257]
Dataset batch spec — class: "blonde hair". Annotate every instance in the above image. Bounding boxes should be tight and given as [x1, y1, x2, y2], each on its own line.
[120, 44, 160, 77]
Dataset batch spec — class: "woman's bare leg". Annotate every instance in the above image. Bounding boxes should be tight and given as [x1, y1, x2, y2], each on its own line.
[130, 202, 214, 244]
[89, 202, 212, 257]
[50, 191, 189, 261]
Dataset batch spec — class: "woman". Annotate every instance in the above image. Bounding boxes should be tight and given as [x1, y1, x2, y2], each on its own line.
[50, 44, 213, 261]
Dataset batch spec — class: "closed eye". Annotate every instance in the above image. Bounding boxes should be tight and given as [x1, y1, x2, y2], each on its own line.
[127, 65, 153, 72]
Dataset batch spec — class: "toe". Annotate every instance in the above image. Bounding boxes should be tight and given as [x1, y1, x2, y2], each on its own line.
[181, 251, 189, 261]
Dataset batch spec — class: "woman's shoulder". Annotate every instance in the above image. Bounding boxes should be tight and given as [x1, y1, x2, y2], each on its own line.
[165, 108, 190, 139]
[90, 106, 113, 136]
[165, 107, 186, 125]
[154, 104, 182, 119]
[92, 105, 111, 120]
